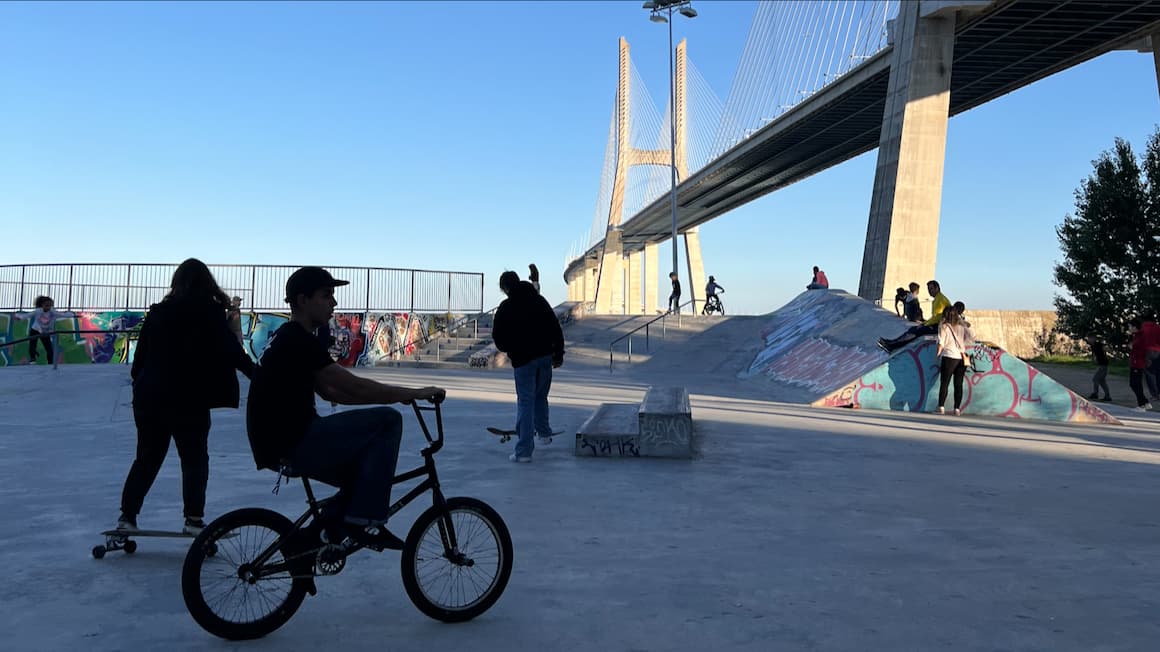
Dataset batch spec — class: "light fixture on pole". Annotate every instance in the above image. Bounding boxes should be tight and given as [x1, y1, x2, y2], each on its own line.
[642, 0, 696, 296]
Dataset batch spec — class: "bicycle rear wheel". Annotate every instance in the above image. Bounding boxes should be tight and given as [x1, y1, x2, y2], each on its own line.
[182, 508, 310, 640]
[400, 496, 513, 622]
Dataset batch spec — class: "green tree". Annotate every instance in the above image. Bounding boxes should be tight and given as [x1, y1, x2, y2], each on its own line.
[1053, 129, 1160, 353]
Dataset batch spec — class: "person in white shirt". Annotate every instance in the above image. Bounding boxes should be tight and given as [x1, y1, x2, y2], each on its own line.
[26, 295, 58, 364]
[935, 304, 974, 416]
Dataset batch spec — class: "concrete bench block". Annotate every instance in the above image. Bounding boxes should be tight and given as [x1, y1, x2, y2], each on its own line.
[638, 386, 693, 458]
[575, 403, 641, 457]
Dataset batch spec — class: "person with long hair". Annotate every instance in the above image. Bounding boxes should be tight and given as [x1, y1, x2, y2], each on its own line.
[935, 304, 973, 416]
[116, 258, 255, 534]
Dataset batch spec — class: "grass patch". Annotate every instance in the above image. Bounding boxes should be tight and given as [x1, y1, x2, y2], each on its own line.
[1026, 354, 1129, 377]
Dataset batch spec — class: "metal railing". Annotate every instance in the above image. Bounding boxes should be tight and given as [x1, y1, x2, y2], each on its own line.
[608, 299, 695, 372]
[0, 263, 484, 314]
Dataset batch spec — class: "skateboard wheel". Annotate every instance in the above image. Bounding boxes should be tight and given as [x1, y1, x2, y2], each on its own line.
[92, 546, 106, 559]
[123, 540, 138, 554]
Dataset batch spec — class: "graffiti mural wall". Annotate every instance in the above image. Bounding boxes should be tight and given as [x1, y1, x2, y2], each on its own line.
[2, 311, 449, 368]
[0, 311, 145, 366]
[813, 339, 1120, 424]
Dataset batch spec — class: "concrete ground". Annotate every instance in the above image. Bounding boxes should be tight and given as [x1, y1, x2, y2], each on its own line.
[2, 356, 1159, 651]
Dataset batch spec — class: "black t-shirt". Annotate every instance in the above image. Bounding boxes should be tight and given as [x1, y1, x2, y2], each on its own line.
[246, 321, 334, 470]
[1091, 341, 1109, 366]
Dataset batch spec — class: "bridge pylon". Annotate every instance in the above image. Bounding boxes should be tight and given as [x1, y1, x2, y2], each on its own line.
[571, 37, 707, 316]
[858, 1, 958, 306]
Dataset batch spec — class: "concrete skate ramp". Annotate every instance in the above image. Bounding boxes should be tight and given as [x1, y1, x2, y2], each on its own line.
[664, 289, 1118, 425]
[814, 338, 1121, 424]
[734, 289, 901, 404]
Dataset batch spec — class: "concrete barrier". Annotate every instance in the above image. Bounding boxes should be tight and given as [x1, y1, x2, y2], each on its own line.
[574, 386, 694, 459]
[638, 386, 694, 458]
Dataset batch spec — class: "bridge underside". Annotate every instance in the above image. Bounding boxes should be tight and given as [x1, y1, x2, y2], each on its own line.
[570, 0, 1160, 289]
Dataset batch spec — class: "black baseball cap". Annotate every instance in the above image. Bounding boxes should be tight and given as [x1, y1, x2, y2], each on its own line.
[285, 266, 349, 304]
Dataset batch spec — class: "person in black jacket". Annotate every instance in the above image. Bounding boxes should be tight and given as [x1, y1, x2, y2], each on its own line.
[492, 271, 564, 463]
[116, 258, 255, 535]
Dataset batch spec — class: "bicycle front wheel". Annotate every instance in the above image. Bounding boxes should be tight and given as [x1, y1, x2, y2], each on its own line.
[182, 508, 310, 640]
[400, 496, 513, 622]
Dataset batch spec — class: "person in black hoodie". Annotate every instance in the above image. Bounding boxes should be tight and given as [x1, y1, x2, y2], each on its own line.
[115, 258, 255, 535]
[492, 271, 565, 463]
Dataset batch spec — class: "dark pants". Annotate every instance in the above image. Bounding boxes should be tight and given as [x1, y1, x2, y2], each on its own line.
[28, 329, 52, 362]
[668, 292, 681, 313]
[291, 407, 403, 525]
[937, 356, 966, 409]
[1147, 351, 1160, 398]
[882, 324, 937, 352]
[1130, 369, 1150, 407]
[1091, 365, 1110, 398]
[513, 355, 554, 458]
[121, 404, 211, 519]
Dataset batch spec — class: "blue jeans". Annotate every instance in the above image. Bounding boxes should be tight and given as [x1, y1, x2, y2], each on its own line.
[513, 355, 554, 458]
[291, 406, 403, 525]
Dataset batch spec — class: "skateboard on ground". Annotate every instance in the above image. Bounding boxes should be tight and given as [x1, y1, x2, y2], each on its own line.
[487, 427, 565, 444]
[93, 529, 235, 559]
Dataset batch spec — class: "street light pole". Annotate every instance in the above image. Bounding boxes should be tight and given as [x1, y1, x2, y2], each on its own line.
[666, 5, 678, 282]
[644, 1, 696, 291]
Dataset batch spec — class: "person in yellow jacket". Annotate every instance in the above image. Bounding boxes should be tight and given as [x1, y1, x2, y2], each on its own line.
[877, 280, 950, 353]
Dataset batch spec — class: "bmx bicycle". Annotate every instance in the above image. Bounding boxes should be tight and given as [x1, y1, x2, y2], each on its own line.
[181, 399, 513, 640]
[702, 291, 725, 316]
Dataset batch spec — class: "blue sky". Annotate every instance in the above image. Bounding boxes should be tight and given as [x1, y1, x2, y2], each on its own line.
[0, 1, 1156, 314]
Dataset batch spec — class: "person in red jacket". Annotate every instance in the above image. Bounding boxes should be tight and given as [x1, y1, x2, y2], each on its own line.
[1139, 316, 1160, 400]
[1128, 318, 1153, 411]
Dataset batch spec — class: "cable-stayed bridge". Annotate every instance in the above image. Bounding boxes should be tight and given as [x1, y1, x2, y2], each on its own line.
[564, 0, 1160, 315]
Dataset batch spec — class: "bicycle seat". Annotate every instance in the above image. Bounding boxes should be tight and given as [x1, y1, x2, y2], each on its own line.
[277, 461, 302, 478]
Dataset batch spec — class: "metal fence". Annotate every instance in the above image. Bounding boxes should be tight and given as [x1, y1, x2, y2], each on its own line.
[0, 263, 485, 313]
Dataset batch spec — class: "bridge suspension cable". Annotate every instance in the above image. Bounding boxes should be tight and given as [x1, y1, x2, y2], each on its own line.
[582, 0, 899, 254]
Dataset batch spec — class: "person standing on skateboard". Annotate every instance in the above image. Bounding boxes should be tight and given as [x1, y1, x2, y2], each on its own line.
[492, 271, 564, 463]
[116, 258, 253, 535]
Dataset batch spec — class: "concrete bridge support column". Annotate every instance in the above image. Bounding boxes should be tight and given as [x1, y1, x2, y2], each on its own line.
[627, 250, 643, 314]
[1152, 31, 1160, 99]
[683, 228, 707, 315]
[858, 1, 956, 306]
[644, 243, 659, 314]
[595, 229, 624, 314]
[584, 258, 597, 305]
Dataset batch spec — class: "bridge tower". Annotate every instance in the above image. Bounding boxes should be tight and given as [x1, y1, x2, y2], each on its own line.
[579, 37, 706, 315]
[858, 1, 964, 305]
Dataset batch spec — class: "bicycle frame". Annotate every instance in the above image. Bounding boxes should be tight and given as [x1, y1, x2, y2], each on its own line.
[245, 401, 455, 578]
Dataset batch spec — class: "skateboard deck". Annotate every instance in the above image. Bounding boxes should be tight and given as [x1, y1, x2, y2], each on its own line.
[487, 427, 564, 443]
[93, 529, 235, 559]
[100, 529, 195, 538]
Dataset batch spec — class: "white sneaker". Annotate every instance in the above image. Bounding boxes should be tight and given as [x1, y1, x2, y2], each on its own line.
[953, 408, 962, 416]
[508, 453, 532, 463]
[1134, 405, 1150, 412]
[936, 406, 945, 415]
[115, 514, 138, 532]
[183, 517, 206, 535]
[1148, 403, 1155, 411]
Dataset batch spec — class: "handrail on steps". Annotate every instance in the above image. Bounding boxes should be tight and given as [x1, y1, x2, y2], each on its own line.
[608, 298, 695, 372]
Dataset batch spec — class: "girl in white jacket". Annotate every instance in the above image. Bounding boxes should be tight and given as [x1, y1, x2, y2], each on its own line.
[936, 305, 974, 415]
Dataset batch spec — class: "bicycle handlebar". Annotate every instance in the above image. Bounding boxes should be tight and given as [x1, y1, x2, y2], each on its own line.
[409, 400, 444, 455]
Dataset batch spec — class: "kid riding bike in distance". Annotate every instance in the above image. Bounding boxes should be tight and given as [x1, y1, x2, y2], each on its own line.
[181, 267, 513, 640]
[703, 275, 725, 315]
